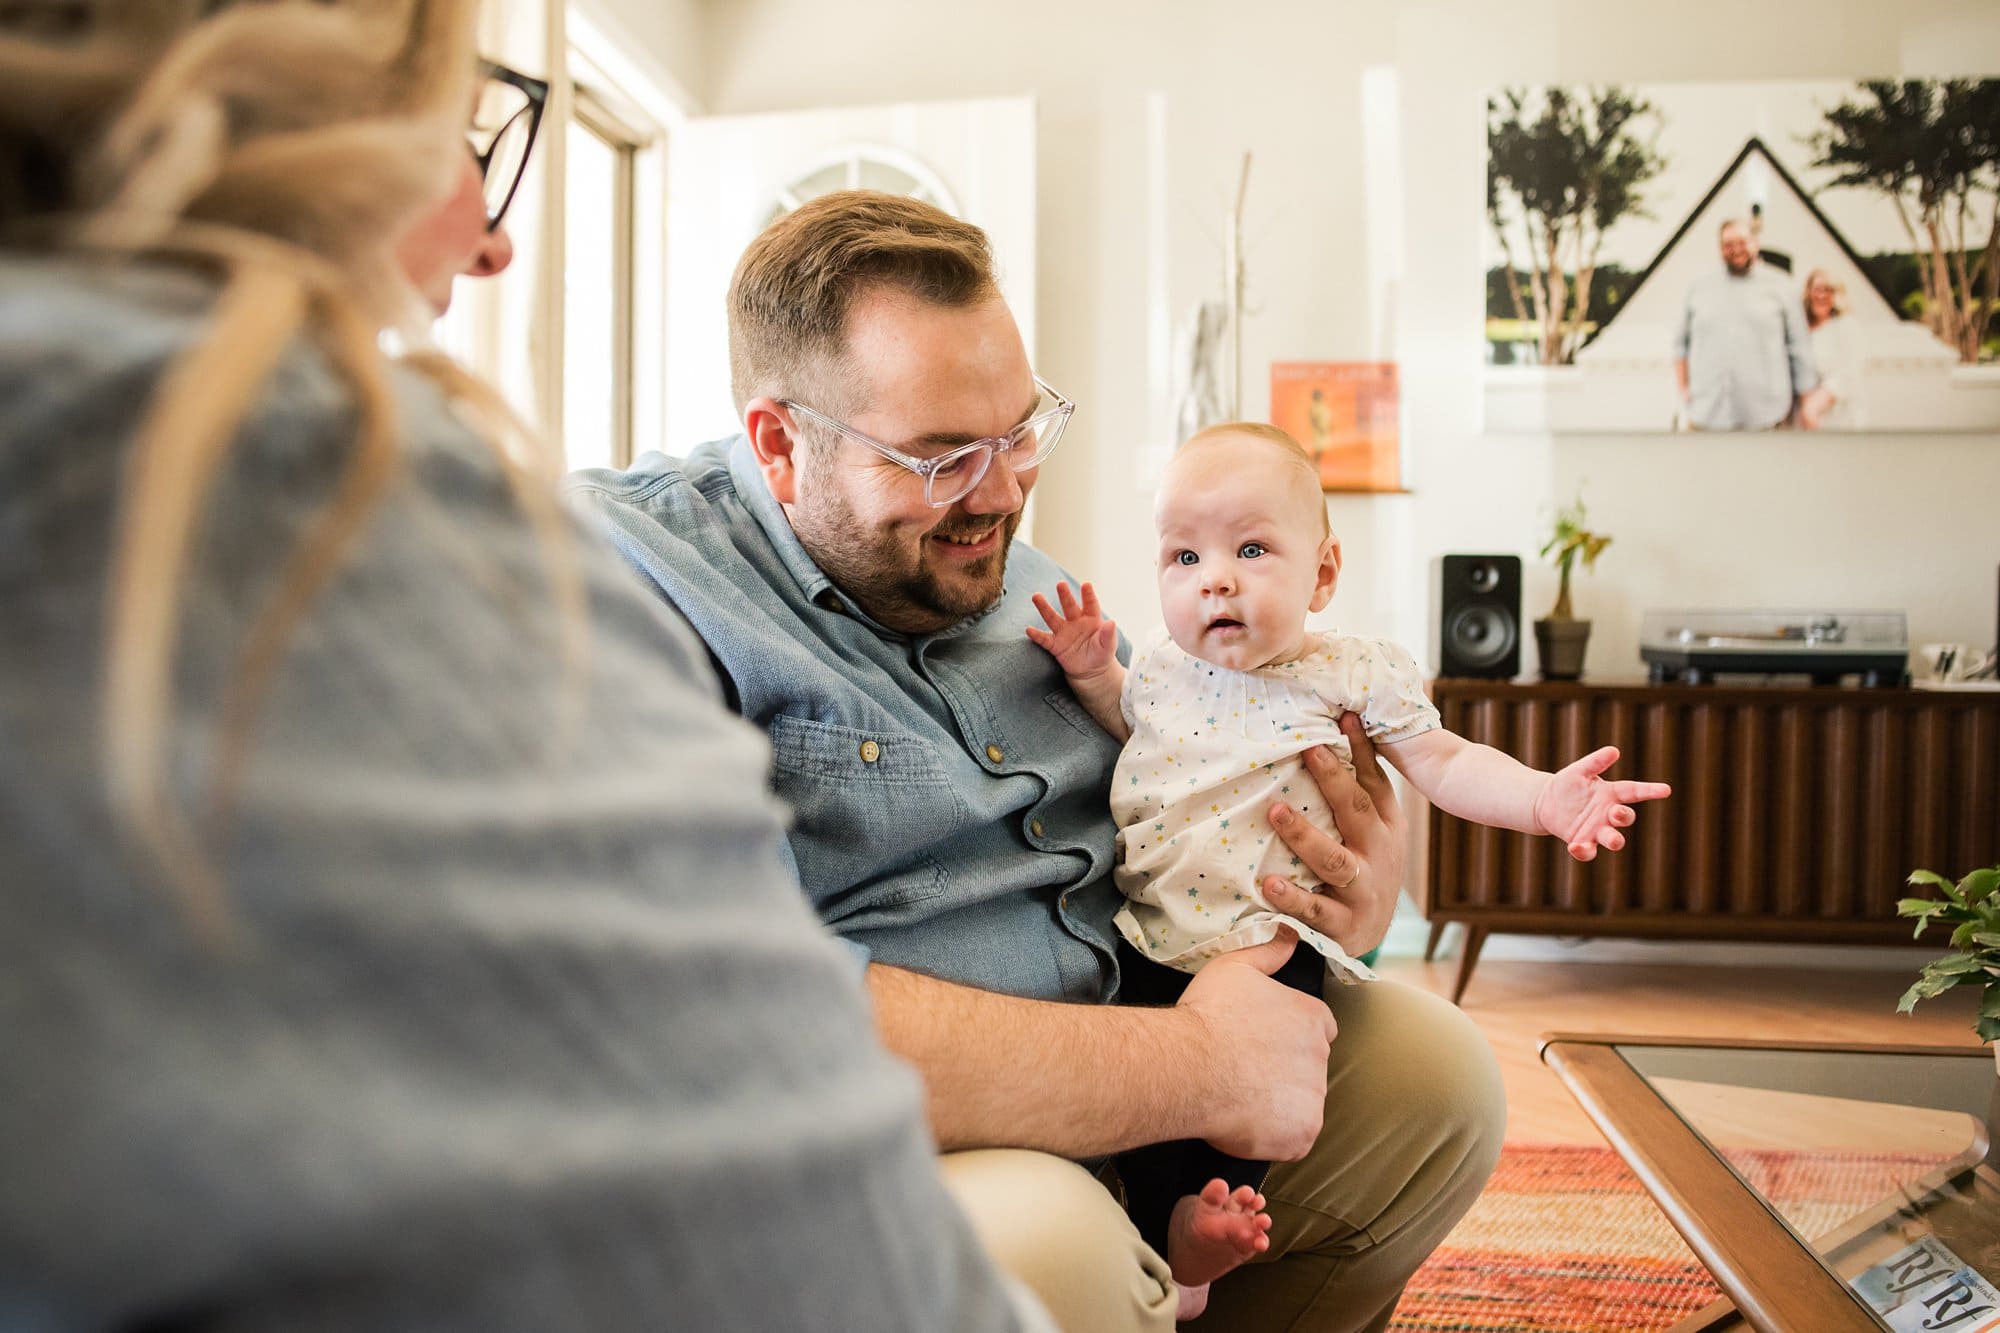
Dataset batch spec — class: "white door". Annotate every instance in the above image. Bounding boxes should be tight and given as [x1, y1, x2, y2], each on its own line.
[664, 96, 1037, 452]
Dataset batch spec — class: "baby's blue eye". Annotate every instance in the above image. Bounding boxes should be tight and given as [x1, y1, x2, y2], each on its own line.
[1239, 542, 1267, 559]
[1175, 550, 1199, 566]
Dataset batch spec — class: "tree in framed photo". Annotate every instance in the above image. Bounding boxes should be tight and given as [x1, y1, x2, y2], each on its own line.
[1487, 86, 1669, 366]
[1809, 79, 2000, 365]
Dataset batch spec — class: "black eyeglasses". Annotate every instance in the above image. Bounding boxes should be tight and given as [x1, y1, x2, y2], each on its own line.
[469, 60, 548, 232]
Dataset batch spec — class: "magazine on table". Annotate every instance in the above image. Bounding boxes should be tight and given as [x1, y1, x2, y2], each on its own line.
[1852, 1236, 2000, 1332]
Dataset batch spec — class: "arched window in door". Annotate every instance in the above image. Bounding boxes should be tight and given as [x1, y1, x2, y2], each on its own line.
[765, 145, 958, 228]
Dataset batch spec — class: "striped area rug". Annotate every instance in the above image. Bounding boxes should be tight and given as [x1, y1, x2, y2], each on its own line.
[1387, 1142, 1949, 1332]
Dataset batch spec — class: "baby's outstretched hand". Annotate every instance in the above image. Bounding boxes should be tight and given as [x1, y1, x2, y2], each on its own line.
[1026, 581, 1119, 680]
[1533, 746, 1671, 861]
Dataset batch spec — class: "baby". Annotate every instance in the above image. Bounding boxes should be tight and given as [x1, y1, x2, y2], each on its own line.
[1027, 421, 1669, 1318]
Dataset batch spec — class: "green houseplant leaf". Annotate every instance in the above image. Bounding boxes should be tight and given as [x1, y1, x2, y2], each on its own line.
[1539, 492, 1611, 623]
[1923, 953, 1988, 977]
[1959, 867, 2000, 905]
[1909, 867, 1968, 907]
[1898, 896, 1949, 923]
[1900, 864, 2000, 1045]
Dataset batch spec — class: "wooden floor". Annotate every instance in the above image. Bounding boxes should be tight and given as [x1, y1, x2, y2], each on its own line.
[1376, 955, 1988, 1147]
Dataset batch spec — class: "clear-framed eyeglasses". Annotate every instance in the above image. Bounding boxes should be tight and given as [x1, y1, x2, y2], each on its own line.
[780, 376, 1076, 508]
[469, 60, 549, 231]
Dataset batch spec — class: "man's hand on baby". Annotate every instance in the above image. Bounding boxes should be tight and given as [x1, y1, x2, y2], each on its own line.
[1262, 722, 1405, 955]
[1176, 929, 1336, 1162]
[1532, 745, 1671, 861]
[1025, 581, 1119, 680]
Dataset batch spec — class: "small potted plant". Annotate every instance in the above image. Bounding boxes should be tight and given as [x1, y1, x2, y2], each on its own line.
[1535, 493, 1611, 680]
[1897, 864, 2000, 1063]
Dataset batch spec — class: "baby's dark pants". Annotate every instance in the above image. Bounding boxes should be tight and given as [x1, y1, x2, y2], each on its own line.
[1113, 940, 1328, 1259]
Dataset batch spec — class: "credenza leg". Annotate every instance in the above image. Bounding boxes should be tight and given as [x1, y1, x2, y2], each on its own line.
[1450, 927, 1487, 1005]
[1423, 919, 1447, 962]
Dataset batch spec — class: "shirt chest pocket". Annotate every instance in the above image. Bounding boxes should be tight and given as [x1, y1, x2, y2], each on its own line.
[764, 714, 971, 918]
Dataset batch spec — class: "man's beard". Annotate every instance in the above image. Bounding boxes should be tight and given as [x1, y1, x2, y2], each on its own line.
[794, 492, 1022, 635]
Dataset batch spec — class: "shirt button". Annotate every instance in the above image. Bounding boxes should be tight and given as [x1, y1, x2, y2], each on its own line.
[986, 744, 1005, 764]
[825, 596, 844, 614]
[859, 740, 881, 763]
[1030, 819, 1045, 838]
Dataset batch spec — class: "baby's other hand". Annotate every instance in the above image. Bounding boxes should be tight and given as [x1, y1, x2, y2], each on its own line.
[1026, 581, 1119, 680]
[1533, 746, 1671, 861]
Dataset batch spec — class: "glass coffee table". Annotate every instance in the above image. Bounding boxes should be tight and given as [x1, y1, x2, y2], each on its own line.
[1540, 1035, 2000, 1333]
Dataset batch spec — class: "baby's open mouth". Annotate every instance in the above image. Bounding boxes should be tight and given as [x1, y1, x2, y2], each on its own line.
[1207, 618, 1245, 632]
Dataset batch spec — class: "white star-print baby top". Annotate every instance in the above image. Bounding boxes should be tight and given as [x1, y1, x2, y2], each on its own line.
[1111, 631, 1439, 979]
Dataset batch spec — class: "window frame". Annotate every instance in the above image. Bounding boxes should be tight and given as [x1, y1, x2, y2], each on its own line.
[564, 80, 648, 469]
[560, 13, 684, 469]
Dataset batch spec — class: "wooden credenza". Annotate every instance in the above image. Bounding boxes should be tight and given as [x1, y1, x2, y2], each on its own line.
[1424, 678, 2000, 1001]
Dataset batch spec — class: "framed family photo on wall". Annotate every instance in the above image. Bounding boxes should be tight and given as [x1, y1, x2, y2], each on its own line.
[1269, 361, 1402, 491]
[1483, 79, 2000, 435]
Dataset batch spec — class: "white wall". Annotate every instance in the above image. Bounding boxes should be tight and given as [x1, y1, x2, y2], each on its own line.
[689, 0, 2000, 672]
[577, 0, 706, 108]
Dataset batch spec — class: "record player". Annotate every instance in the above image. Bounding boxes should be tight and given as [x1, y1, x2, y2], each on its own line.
[1640, 610, 1909, 687]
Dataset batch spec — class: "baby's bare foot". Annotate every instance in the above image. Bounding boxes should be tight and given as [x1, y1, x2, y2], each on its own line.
[1166, 1178, 1273, 1302]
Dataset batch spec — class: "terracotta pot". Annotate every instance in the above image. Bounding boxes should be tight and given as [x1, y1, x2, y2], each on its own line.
[1534, 618, 1592, 680]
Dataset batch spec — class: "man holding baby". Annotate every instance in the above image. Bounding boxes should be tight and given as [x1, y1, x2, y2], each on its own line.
[566, 189, 1505, 1333]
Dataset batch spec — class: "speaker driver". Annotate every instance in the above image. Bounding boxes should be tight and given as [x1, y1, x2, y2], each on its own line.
[1445, 603, 1516, 669]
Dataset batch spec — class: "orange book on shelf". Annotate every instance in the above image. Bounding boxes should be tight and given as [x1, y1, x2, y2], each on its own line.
[1269, 362, 1400, 493]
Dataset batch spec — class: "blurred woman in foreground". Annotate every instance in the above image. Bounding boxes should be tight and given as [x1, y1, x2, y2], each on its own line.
[0, 3, 1041, 1328]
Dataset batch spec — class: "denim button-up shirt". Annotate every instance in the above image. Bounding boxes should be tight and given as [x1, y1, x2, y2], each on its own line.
[566, 438, 1127, 1004]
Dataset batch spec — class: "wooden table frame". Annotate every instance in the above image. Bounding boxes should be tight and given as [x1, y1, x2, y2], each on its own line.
[1540, 1033, 1994, 1333]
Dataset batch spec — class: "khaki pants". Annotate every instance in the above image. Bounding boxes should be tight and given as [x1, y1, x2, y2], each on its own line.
[940, 978, 1506, 1332]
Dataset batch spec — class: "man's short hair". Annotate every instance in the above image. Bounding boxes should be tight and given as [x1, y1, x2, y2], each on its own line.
[726, 190, 999, 413]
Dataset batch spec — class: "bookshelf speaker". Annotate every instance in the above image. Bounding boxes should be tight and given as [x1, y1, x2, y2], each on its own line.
[1437, 554, 1521, 679]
